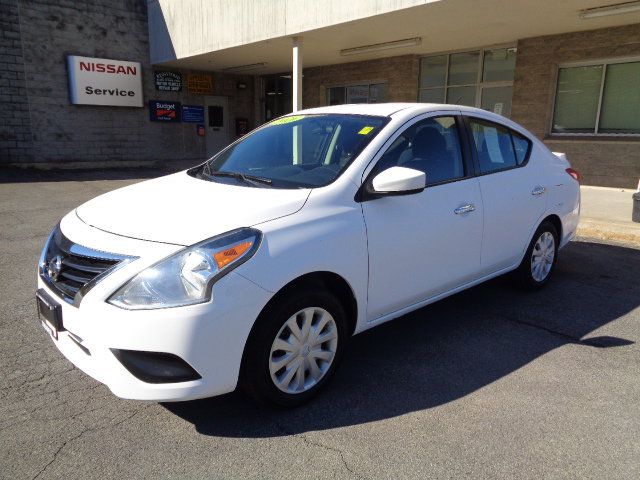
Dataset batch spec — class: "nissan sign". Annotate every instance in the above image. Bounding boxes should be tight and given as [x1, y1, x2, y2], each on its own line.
[67, 55, 143, 107]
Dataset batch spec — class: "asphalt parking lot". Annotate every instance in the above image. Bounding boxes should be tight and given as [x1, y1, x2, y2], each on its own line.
[1, 170, 639, 480]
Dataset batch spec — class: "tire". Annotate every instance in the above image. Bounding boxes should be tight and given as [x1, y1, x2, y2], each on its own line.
[240, 287, 349, 407]
[515, 220, 559, 291]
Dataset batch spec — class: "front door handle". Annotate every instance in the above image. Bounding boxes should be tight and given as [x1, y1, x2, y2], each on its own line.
[531, 185, 546, 196]
[454, 204, 476, 215]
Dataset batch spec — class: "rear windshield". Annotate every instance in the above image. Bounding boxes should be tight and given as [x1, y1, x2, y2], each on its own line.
[198, 114, 389, 188]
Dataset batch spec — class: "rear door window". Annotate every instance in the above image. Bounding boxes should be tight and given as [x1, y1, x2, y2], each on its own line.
[511, 131, 531, 165]
[467, 118, 532, 173]
[468, 118, 517, 174]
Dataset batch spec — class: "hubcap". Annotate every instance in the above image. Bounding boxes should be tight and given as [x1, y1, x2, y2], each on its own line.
[269, 307, 338, 394]
[531, 231, 555, 282]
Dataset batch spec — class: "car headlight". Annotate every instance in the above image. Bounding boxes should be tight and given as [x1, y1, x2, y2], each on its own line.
[108, 228, 262, 310]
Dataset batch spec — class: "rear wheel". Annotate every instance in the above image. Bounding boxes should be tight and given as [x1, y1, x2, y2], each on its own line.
[515, 221, 559, 290]
[241, 288, 348, 407]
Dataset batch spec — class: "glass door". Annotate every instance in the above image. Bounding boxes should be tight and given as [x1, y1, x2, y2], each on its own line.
[263, 74, 291, 122]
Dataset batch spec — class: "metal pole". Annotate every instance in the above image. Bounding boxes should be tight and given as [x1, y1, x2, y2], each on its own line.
[292, 36, 303, 112]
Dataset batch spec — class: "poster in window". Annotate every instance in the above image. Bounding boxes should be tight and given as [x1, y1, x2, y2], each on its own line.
[154, 71, 182, 92]
[187, 74, 214, 95]
[346, 85, 369, 104]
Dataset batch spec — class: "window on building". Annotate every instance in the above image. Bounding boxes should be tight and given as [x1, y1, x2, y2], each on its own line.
[418, 47, 517, 117]
[552, 59, 640, 135]
[326, 82, 388, 105]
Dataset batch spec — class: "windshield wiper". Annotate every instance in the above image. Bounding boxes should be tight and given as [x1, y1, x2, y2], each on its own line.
[208, 170, 273, 186]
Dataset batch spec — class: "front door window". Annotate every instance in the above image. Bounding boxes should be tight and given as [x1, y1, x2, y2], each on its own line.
[375, 116, 466, 185]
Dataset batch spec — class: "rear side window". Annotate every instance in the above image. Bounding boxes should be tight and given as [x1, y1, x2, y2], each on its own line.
[468, 118, 532, 173]
[511, 132, 531, 165]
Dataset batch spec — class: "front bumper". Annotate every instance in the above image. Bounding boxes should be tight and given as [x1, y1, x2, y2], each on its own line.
[37, 271, 271, 401]
[36, 225, 273, 402]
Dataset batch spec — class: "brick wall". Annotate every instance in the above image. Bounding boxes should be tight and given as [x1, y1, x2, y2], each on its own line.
[0, 0, 33, 163]
[303, 55, 420, 108]
[1, 0, 254, 168]
[512, 24, 640, 188]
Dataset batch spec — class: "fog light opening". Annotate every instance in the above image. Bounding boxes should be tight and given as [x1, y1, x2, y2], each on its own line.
[111, 349, 202, 384]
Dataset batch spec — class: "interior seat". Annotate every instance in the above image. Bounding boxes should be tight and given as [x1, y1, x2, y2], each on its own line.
[402, 127, 456, 184]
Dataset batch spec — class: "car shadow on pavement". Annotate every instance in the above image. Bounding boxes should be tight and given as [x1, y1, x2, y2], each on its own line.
[164, 240, 638, 437]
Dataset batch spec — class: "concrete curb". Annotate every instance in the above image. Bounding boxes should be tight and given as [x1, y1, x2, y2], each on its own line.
[577, 222, 640, 246]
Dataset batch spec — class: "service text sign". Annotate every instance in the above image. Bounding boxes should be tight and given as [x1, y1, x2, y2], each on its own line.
[67, 55, 143, 107]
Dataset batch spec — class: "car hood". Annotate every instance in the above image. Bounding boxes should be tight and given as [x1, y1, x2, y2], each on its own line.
[76, 171, 311, 245]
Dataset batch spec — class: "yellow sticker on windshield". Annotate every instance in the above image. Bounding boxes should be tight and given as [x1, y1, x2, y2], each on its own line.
[358, 126, 375, 135]
[270, 115, 305, 126]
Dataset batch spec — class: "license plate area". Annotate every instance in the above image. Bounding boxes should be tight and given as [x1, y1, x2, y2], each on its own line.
[36, 289, 64, 339]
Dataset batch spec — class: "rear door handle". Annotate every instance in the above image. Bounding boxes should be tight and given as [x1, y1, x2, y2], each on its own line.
[454, 204, 476, 215]
[531, 185, 546, 196]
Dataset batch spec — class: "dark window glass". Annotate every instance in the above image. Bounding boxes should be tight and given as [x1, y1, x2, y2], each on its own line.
[326, 87, 345, 106]
[326, 83, 388, 105]
[369, 83, 388, 103]
[208, 106, 223, 128]
[376, 116, 465, 185]
[469, 118, 517, 174]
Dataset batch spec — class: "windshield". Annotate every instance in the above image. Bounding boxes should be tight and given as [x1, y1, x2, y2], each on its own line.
[197, 114, 389, 188]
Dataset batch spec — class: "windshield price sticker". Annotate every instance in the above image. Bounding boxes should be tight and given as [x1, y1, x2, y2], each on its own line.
[358, 126, 375, 135]
[270, 115, 305, 126]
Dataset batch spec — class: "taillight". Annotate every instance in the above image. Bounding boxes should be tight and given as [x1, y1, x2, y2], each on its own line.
[566, 168, 581, 183]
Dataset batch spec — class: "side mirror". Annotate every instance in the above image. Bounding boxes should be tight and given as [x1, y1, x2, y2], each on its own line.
[371, 166, 426, 195]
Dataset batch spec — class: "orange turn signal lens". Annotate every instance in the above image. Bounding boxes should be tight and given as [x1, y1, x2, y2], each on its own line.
[213, 241, 252, 269]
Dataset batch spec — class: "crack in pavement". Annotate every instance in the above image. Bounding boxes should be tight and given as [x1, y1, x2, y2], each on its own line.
[251, 401, 366, 478]
[30, 404, 154, 480]
[259, 403, 366, 480]
[288, 429, 367, 480]
[497, 312, 582, 343]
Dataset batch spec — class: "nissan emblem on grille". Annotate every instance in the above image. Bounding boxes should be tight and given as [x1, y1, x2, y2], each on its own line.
[39, 226, 130, 305]
[47, 255, 63, 281]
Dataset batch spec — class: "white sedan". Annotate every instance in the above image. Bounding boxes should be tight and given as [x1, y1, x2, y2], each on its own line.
[36, 103, 580, 406]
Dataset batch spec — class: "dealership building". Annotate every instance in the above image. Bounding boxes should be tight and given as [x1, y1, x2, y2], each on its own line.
[2, 0, 640, 187]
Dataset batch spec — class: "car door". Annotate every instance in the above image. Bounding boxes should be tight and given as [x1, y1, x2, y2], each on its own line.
[361, 114, 484, 321]
[464, 116, 547, 273]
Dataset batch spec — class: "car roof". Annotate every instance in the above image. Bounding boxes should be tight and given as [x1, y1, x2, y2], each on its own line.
[298, 103, 428, 117]
[294, 102, 493, 118]
[284, 103, 533, 139]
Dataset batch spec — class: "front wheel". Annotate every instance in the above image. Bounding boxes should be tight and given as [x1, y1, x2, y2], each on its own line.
[515, 221, 559, 290]
[240, 289, 348, 407]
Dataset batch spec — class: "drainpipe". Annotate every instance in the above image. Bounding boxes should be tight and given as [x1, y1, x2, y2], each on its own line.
[292, 36, 303, 112]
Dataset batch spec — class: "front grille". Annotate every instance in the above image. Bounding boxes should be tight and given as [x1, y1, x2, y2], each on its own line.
[39, 225, 131, 306]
